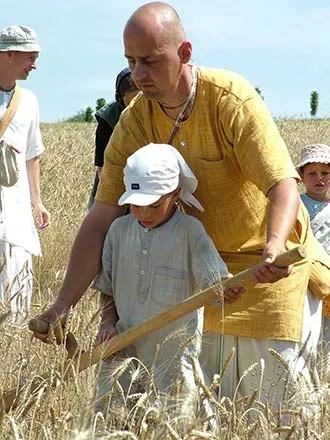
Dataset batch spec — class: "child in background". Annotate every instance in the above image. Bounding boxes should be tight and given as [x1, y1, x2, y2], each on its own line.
[93, 143, 235, 417]
[88, 68, 139, 209]
[297, 143, 330, 357]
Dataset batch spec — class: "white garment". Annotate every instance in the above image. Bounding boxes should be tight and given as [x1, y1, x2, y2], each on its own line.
[0, 87, 44, 255]
[94, 209, 228, 400]
[201, 289, 322, 408]
[0, 239, 33, 320]
[301, 194, 330, 358]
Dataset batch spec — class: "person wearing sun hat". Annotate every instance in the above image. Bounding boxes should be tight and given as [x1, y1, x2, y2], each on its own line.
[89, 143, 233, 416]
[0, 24, 49, 320]
[297, 143, 330, 360]
[0, 25, 41, 52]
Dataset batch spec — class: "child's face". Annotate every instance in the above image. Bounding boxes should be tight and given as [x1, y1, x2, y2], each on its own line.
[130, 190, 179, 229]
[301, 162, 330, 201]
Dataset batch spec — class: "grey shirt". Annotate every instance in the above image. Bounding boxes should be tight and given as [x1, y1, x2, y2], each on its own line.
[94, 209, 228, 390]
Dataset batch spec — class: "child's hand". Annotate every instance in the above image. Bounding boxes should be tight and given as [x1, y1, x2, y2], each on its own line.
[223, 286, 245, 304]
[211, 285, 245, 306]
[95, 325, 118, 360]
[95, 325, 118, 345]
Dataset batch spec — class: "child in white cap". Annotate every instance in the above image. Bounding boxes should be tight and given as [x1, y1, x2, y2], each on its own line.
[297, 143, 330, 358]
[93, 143, 230, 418]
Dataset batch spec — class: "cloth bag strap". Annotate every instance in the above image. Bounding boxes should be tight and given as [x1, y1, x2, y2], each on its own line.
[0, 86, 23, 139]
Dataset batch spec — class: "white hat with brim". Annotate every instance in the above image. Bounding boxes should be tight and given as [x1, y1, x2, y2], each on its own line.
[118, 143, 204, 212]
[296, 143, 330, 171]
[119, 192, 163, 206]
[0, 25, 41, 52]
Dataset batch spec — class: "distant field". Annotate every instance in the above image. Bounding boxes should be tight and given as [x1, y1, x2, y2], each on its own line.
[0, 120, 329, 439]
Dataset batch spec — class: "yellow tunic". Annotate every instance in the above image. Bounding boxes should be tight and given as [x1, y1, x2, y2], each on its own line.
[96, 67, 330, 342]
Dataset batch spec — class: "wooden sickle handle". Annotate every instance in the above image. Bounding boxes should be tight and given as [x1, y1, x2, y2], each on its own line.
[29, 246, 306, 370]
[80, 245, 307, 369]
[225, 245, 306, 288]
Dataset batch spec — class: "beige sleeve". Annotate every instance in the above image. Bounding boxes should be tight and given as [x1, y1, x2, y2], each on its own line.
[223, 89, 299, 195]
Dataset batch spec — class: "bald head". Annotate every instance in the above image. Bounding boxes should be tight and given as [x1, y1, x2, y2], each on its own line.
[124, 2, 186, 46]
[123, 2, 192, 103]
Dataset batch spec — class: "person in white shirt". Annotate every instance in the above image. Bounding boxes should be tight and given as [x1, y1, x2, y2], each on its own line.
[0, 24, 49, 320]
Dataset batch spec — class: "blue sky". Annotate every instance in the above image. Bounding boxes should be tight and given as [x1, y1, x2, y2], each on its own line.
[2, 0, 330, 122]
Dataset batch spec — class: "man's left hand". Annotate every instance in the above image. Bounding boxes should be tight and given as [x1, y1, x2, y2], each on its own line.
[34, 202, 50, 230]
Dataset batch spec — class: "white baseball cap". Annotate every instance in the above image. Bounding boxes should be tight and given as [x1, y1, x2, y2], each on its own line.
[296, 143, 330, 171]
[118, 143, 204, 211]
[0, 25, 41, 52]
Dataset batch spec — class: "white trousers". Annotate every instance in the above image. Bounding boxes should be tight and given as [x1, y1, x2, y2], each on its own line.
[201, 289, 322, 408]
[0, 240, 33, 321]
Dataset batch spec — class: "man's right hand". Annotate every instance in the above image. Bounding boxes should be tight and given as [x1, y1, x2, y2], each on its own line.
[28, 305, 67, 344]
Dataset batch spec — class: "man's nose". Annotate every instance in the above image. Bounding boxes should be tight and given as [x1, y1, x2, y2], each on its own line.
[132, 63, 147, 81]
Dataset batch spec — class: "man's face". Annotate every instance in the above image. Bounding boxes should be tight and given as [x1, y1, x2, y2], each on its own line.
[9, 51, 39, 80]
[124, 28, 181, 101]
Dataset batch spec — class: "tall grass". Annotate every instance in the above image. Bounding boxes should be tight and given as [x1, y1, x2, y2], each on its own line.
[0, 120, 330, 439]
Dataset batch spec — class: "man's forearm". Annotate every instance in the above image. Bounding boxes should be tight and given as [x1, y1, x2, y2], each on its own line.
[267, 178, 299, 247]
[52, 203, 126, 317]
[26, 157, 41, 206]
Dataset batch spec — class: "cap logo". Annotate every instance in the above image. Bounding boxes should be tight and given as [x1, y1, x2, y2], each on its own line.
[131, 183, 140, 190]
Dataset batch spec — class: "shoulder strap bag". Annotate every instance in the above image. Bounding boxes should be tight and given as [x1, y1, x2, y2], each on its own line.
[0, 86, 22, 187]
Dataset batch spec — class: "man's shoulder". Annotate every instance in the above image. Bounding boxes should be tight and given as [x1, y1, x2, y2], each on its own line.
[17, 86, 38, 103]
[198, 66, 255, 100]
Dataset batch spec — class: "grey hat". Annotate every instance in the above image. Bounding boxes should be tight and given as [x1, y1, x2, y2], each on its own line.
[0, 25, 41, 52]
[296, 143, 330, 171]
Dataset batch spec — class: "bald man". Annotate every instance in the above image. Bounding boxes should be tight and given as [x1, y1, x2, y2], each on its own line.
[31, 2, 329, 409]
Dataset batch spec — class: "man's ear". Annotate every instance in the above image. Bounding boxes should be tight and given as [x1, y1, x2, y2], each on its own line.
[178, 41, 192, 64]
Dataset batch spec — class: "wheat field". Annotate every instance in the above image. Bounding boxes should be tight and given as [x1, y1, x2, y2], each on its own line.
[0, 120, 330, 439]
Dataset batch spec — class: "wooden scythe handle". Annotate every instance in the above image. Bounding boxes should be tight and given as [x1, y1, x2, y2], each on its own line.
[82, 245, 306, 369]
[2, 246, 305, 415]
[30, 246, 306, 370]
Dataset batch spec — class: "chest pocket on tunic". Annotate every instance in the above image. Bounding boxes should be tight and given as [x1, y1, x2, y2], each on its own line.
[151, 266, 189, 308]
[195, 157, 242, 203]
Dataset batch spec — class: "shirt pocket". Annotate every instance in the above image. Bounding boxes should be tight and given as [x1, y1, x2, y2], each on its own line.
[150, 266, 189, 308]
[195, 157, 243, 207]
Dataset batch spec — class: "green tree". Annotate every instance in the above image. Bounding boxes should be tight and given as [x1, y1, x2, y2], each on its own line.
[84, 106, 94, 122]
[65, 109, 86, 122]
[96, 98, 106, 111]
[310, 91, 319, 117]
